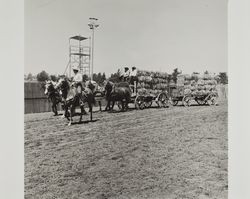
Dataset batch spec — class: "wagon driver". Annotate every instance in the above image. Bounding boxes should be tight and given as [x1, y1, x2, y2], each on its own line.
[130, 66, 138, 93]
[123, 67, 130, 82]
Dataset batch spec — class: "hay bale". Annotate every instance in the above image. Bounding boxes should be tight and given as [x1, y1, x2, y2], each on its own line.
[184, 74, 192, 80]
[190, 86, 196, 91]
[197, 79, 205, 85]
[184, 85, 192, 90]
[184, 88, 192, 95]
[191, 73, 203, 80]
[205, 85, 212, 90]
[197, 85, 205, 90]
[184, 80, 191, 85]
[203, 74, 212, 80]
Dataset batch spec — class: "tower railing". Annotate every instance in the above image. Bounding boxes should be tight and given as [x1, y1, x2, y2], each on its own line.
[64, 35, 91, 78]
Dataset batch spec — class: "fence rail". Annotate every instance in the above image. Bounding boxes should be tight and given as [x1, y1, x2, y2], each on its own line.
[24, 82, 62, 114]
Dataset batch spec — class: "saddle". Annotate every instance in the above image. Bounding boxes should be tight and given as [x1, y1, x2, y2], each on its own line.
[66, 87, 92, 102]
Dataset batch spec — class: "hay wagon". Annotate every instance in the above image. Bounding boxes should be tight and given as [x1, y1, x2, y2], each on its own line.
[113, 70, 171, 110]
[169, 85, 218, 107]
[115, 86, 170, 110]
[168, 74, 219, 107]
[130, 70, 171, 110]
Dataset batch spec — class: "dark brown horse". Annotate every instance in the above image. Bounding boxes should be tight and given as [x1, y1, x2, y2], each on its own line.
[104, 81, 131, 111]
[56, 78, 95, 126]
[63, 89, 95, 126]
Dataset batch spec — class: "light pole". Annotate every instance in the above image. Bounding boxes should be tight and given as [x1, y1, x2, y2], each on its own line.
[88, 17, 99, 80]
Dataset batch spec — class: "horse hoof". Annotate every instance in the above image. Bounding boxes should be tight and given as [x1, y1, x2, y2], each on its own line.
[61, 114, 65, 118]
[68, 122, 71, 126]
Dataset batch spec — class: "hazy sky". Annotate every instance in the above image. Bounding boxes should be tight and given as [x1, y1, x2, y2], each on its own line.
[25, 0, 227, 76]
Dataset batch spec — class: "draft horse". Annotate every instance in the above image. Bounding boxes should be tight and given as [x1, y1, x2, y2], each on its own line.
[104, 81, 131, 111]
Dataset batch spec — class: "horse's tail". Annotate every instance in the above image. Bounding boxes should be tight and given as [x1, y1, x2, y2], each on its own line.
[86, 89, 96, 106]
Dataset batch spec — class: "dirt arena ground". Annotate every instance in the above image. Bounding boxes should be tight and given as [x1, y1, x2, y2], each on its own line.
[25, 101, 228, 199]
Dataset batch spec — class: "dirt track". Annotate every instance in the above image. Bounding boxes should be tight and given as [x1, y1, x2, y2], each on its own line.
[25, 102, 228, 199]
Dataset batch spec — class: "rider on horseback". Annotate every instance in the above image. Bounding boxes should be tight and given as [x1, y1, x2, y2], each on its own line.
[72, 66, 83, 87]
[71, 66, 84, 105]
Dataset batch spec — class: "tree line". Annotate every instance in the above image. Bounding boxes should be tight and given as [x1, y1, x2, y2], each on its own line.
[25, 71, 107, 85]
[25, 68, 228, 85]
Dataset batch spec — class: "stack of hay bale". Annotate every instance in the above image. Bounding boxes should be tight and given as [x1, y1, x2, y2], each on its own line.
[181, 73, 217, 96]
[136, 70, 169, 95]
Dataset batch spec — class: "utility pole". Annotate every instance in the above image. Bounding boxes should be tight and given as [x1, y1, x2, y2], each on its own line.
[88, 17, 99, 80]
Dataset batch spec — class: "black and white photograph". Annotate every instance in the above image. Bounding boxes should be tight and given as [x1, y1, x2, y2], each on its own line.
[23, 0, 228, 198]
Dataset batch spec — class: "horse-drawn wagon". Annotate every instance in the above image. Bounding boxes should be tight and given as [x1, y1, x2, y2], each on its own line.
[169, 74, 219, 107]
[111, 70, 171, 110]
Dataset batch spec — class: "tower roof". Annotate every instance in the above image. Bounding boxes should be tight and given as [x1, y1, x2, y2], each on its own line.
[70, 35, 88, 41]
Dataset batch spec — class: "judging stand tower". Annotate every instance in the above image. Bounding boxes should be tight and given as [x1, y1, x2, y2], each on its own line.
[64, 35, 91, 78]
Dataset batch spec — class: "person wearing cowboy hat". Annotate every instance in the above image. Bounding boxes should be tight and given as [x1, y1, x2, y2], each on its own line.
[130, 66, 137, 77]
[72, 66, 83, 85]
[71, 65, 85, 106]
[123, 67, 130, 82]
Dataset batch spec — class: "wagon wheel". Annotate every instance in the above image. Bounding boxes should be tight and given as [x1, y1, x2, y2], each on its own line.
[144, 101, 152, 108]
[169, 97, 179, 106]
[206, 93, 219, 106]
[117, 101, 129, 111]
[135, 95, 145, 110]
[195, 98, 206, 105]
[182, 95, 192, 107]
[172, 100, 179, 106]
[157, 92, 169, 108]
